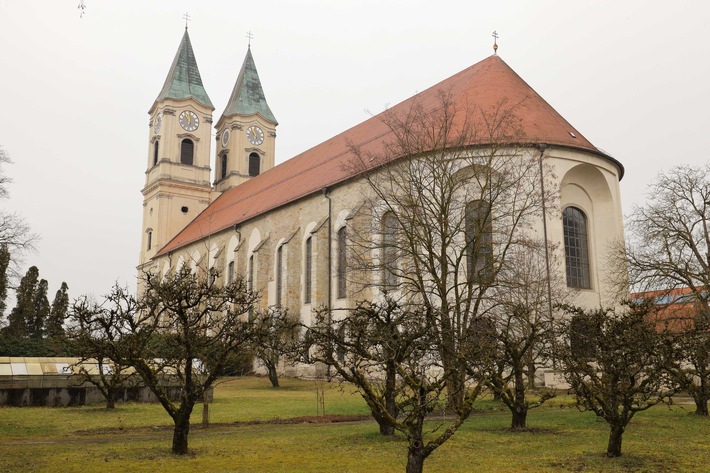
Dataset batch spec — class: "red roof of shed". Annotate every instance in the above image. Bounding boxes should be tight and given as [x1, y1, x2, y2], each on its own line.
[157, 55, 620, 256]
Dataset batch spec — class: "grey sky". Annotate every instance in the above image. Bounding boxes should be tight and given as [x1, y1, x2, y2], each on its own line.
[1, 0, 708, 301]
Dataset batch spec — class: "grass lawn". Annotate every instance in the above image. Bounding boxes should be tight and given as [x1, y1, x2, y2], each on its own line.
[0, 376, 708, 472]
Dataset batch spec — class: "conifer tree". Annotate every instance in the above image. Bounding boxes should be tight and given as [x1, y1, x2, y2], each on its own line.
[6, 265, 38, 337]
[0, 244, 10, 322]
[46, 282, 69, 339]
[30, 279, 50, 339]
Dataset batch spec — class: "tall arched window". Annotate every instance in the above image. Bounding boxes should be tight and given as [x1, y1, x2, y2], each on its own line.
[563, 206, 591, 289]
[465, 200, 492, 284]
[249, 153, 261, 176]
[337, 227, 347, 299]
[221, 154, 228, 179]
[180, 139, 194, 165]
[276, 245, 284, 307]
[248, 254, 255, 292]
[146, 229, 153, 251]
[153, 141, 159, 166]
[382, 212, 398, 288]
[304, 237, 312, 304]
[227, 260, 234, 284]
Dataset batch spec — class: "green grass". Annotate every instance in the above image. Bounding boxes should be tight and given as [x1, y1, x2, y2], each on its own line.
[0, 377, 708, 472]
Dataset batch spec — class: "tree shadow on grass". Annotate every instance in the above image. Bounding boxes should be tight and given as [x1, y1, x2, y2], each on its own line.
[549, 453, 679, 472]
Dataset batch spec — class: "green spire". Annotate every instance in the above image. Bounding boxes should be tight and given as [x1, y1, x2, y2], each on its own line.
[155, 29, 213, 109]
[222, 47, 277, 124]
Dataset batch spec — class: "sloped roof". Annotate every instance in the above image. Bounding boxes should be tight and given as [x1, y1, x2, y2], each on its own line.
[157, 55, 621, 256]
[153, 29, 214, 110]
[221, 47, 277, 124]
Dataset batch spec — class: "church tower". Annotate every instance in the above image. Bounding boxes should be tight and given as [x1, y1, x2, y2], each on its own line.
[214, 47, 278, 193]
[138, 28, 214, 272]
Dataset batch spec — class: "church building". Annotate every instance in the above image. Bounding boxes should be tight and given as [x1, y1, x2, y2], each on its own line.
[138, 29, 626, 369]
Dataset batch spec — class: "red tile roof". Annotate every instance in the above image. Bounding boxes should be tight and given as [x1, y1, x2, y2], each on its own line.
[157, 55, 621, 256]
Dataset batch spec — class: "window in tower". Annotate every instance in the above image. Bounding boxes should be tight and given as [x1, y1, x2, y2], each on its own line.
[146, 229, 153, 251]
[180, 139, 194, 165]
[153, 141, 159, 166]
[221, 153, 228, 179]
[249, 152, 261, 177]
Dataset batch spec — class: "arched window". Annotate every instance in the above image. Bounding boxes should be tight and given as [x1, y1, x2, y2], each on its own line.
[248, 254, 255, 292]
[146, 230, 153, 251]
[304, 237, 312, 304]
[153, 141, 159, 166]
[276, 245, 284, 307]
[221, 154, 228, 179]
[249, 152, 260, 176]
[465, 200, 493, 284]
[563, 206, 591, 289]
[180, 139, 194, 165]
[337, 227, 347, 299]
[227, 260, 234, 284]
[382, 212, 398, 288]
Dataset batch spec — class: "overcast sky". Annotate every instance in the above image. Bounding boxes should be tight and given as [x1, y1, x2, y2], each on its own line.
[1, 0, 709, 301]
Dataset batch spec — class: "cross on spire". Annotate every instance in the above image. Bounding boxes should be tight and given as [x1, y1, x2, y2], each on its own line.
[492, 30, 499, 54]
[246, 31, 254, 48]
[183, 12, 191, 29]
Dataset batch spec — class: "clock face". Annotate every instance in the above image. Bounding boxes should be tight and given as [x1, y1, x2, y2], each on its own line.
[178, 110, 199, 132]
[153, 113, 162, 134]
[246, 125, 264, 146]
[221, 129, 231, 147]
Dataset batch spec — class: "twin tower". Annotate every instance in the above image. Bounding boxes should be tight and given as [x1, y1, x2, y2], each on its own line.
[138, 29, 277, 272]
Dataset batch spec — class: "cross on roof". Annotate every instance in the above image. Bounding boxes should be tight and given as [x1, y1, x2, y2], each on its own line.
[492, 30, 499, 54]
[183, 12, 191, 29]
[246, 31, 254, 47]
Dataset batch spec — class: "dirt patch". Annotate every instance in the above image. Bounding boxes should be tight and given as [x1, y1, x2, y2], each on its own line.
[73, 414, 370, 436]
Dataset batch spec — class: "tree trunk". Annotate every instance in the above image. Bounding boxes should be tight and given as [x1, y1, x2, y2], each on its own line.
[511, 408, 527, 430]
[606, 423, 624, 457]
[374, 412, 396, 436]
[202, 395, 209, 428]
[267, 362, 280, 388]
[106, 398, 115, 409]
[690, 377, 709, 416]
[378, 360, 398, 435]
[445, 368, 465, 411]
[172, 413, 191, 455]
[406, 440, 426, 473]
[693, 397, 709, 416]
[526, 355, 536, 389]
[511, 358, 528, 430]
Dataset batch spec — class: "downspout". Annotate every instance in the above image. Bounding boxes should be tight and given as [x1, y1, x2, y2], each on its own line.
[536, 145, 554, 320]
[322, 187, 333, 316]
[536, 145, 556, 372]
[323, 187, 333, 378]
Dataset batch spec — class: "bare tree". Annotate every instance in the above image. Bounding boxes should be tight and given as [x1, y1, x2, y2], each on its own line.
[556, 301, 678, 457]
[308, 299, 485, 473]
[251, 306, 299, 388]
[68, 293, 142, 409]
[0, 147, 38, 282]
[68, 267, 260, 454]
[624, 164, 710, 416]
[346, 91, 552, 410]
[483, 240, 565, 430]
